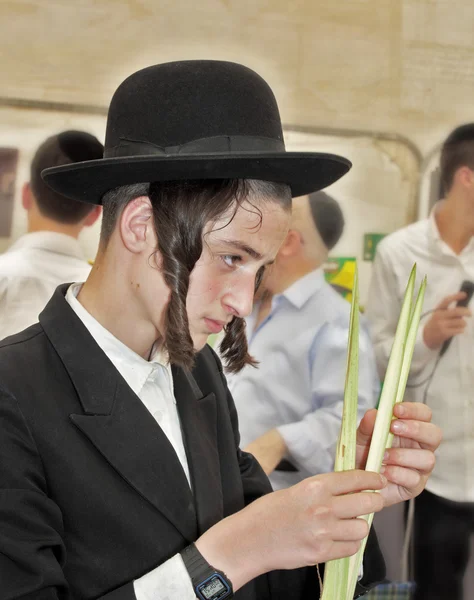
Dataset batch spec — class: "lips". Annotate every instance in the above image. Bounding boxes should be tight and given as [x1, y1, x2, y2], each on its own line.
[204, 317, 226, 334]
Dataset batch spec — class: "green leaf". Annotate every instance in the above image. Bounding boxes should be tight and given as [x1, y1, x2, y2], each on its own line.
[320, 264, 427, 600]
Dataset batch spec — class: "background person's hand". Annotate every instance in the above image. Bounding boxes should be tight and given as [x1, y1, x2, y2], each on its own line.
[423, 292, 471, 350]
[244, 429, 287, 475]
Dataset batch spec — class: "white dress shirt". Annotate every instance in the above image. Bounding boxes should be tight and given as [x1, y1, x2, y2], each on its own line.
[366, 206, 474, 502]
[225, 268, 380, 491]
[0, 232, 92, 339]
[65, 284, 196, 600]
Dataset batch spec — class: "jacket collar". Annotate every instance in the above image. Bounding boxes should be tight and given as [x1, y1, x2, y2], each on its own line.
[39, 285, 223, 539]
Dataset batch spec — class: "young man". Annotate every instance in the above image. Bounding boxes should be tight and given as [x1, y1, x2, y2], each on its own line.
[225, 192, 380, 491]
[0, 60, 441, 600]
[0, 131, 103, 338]
[366, 123, 474, 600]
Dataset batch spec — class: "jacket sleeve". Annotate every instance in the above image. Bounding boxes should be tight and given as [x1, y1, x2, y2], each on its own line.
[0, 384, 69, 600]
[0, 384, 170, 600]
[208, 349, 386, 599]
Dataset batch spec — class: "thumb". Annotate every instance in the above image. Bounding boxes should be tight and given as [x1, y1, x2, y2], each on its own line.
[357, 408, 377, 444]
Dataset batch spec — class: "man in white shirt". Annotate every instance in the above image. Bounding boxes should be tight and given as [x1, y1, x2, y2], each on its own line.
[225, 192, 380, 490]
[0, 60, 441, 600]
[366, 123, 474, 600]
[0, 130, 103, 338]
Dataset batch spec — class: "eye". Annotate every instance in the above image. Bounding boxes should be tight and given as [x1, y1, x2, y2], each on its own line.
[222, 255, 242, 268]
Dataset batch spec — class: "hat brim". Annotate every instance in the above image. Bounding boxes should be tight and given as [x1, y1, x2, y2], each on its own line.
[42, 152, 351, 205]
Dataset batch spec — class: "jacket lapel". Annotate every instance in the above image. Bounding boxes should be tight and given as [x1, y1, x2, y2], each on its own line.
[173, 365, 224, 535]
[40, 285, 197, 542]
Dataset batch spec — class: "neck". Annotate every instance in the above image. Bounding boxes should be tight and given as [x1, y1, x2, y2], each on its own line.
[77, 246, 162, 360]
[435, 196, 474, 254]
[268, 260, 319, 296]
[27, 210, 82, 239]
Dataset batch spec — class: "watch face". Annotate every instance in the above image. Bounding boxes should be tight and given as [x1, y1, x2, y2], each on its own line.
[197, 574, 230, 600]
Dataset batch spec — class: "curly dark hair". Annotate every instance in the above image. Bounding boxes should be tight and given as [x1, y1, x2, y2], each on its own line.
[100, 179, 291, 373]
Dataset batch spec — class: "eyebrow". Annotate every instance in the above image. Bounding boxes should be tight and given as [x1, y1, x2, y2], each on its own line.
[216, 238, 264, 260]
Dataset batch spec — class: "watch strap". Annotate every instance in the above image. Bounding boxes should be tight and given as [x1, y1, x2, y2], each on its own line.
[180, 543, 234, 598]
[181, 543, 216, 581]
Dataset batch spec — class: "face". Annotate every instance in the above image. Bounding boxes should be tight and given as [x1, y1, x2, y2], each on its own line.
[186, 199, 290, 349]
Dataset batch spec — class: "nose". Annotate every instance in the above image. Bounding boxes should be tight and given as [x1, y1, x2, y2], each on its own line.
[222, 271, 256, 319]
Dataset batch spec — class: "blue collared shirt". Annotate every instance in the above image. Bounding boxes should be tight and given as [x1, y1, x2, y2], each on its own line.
[225, 268, 380, 490]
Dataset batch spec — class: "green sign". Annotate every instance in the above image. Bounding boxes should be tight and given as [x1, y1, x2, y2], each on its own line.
[363, 233, 386, 262]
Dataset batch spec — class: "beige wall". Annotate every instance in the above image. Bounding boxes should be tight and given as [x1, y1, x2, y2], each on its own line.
[0, 0, 472, 289]
[0, 107, 419, 304]
[0, 0, 473, 154]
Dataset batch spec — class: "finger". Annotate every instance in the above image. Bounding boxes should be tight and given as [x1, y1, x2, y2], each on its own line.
[445, 321, 469, 332]
[393, 402, 432, 422]
[332, 517, 370, 542]
[381, 464, 422, 490]
[441, 325, 467, 337]
[333, 490, 384, 519]
[444, 321, 468, 331]
[323, 469, 387, 496]
[357, 408, 377, 444]
[391, 419, 442, 451]
[437, 292, 467, 309]
[440, 309, 471, 320]
[383, 447, 436, 475]
[321, 541, 362, 562]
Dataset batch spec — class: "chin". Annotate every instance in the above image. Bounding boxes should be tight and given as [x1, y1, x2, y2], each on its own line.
[192, 333, 209, 352]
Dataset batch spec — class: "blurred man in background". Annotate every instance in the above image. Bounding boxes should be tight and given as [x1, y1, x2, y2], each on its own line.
[0, 130, 103, 338]
[225, 191, 380, 491]
[366, 123, 474, 600]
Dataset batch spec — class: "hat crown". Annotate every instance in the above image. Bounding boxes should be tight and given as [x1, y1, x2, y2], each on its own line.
[104, 60, 284, 156]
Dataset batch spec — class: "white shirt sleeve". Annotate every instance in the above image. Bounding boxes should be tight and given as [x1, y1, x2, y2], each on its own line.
[366, 246, 437, 380]
[134, 553, 196, 600]
[277, 320, 379, 476]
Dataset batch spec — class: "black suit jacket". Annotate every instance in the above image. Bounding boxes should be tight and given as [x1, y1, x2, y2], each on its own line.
[0, 286, 385, 599]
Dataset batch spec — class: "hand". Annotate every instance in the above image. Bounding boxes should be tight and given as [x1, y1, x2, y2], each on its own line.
[423, 292, 471, 350]
[356, 402, 442, 507]
[195, 470, 386, 591]
[244, 429, 287, 475]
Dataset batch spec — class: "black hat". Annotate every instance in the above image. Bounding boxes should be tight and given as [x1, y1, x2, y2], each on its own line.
[308, 191, 345, 250]
[42, 61, 351, 205]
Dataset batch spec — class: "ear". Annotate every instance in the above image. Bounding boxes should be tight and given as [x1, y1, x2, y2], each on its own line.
[22, 182, 33, 211]
[457, 166, 474, 189]
[277, 229, 302, 258]
[83, 205, 102, 228]
[119, 196, 155, 254]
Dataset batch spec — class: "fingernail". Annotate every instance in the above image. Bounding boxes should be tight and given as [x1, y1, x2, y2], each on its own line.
[396, 405, 405, 417]
[383, 451, 389, 461]
[392, 421, 406, 433]
[380, 473, 387, 485]
[380, 466, 386, 475]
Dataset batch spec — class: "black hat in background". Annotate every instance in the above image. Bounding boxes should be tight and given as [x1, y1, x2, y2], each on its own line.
[42, 60, 351, 205]
[308, 191, 345, 250]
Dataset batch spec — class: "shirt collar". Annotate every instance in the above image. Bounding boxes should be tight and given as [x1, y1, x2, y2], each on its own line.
[429, 202, 474, 257]
[8, 231, 86, 261]
[65, 283, 170, 397]
[277, 268, 326, 309]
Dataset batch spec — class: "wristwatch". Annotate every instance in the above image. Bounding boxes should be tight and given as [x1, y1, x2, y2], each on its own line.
[180, 543, 234, 600]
